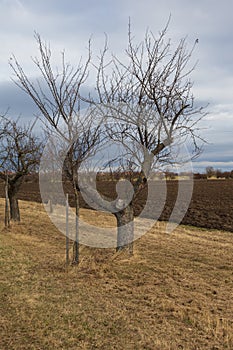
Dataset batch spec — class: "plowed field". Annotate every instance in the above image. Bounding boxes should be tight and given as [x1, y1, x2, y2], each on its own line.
[0, 179, 232, 232]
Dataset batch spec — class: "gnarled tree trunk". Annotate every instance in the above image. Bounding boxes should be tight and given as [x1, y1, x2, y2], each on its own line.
[115, 204, 134, 254]
[8, 177, 23, 222]
[8, 189, 20, 221]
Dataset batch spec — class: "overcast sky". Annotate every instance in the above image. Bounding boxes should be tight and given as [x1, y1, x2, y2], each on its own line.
[0, 0, 232, 172]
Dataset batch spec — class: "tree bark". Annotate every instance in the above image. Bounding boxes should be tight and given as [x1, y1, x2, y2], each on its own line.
[8, 190, 20, 221]
[115, 204, 134, 254]
[7, 178, 23, 222]
[4, 175, 10, 227]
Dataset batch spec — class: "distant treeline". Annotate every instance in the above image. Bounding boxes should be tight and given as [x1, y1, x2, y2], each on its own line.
[1, 167, 233, 183]
[202, 167, 233, 179]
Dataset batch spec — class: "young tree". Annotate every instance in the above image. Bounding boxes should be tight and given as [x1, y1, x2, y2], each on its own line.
[10, 34, 102, 263]
[0, 115, 42, 221]
[82, 22, 206, 253]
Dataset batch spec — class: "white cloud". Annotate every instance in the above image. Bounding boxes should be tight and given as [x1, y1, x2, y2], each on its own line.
[193, 161, 233, 172]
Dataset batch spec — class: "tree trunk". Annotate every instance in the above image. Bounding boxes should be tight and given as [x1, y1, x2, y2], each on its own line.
[8, 190, 20, 221]
[115, 204, 134, 254]
[4, 175, 10, 228]
[72, 188, 79, 264]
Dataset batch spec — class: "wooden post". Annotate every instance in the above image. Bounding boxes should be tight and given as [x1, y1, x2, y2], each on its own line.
[66, 193, 69, 265]
[49, 199, 53, 213]
[5, 172, 10, 228]
[72, 189, 79, 264]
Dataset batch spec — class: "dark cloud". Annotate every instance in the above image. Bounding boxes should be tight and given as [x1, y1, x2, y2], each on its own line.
[0, 81, 37, 118]
[0, 0, 232, 169]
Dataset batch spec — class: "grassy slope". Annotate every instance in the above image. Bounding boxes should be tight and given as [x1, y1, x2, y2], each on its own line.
[0, 200, 233, 350]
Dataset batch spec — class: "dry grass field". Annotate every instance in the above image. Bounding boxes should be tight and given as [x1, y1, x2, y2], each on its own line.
[0, 199, 233, 349]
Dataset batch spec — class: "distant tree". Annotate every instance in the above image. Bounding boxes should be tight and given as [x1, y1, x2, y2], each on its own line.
[165, 171, 177, 180]
[216, 169, 223, 179]
[0, 115, 43, 221]
[194, 172, 207, 180]
[206, 166, 215, 178]
[222, 171, 230, 179]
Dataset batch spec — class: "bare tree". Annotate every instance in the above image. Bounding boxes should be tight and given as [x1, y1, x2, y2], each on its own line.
[10, 25, 206, 256]
[0, 115, 42, 221]
[83, 22, 206, 253]
[10, 33, 102, 264]
[206, 166, 215, 178]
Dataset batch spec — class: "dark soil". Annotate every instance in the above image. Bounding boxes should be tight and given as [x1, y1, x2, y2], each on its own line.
[0, 178, 232, 232]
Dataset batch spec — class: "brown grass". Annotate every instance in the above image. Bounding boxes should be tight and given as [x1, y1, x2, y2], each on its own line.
[0, 199, 233, 349]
